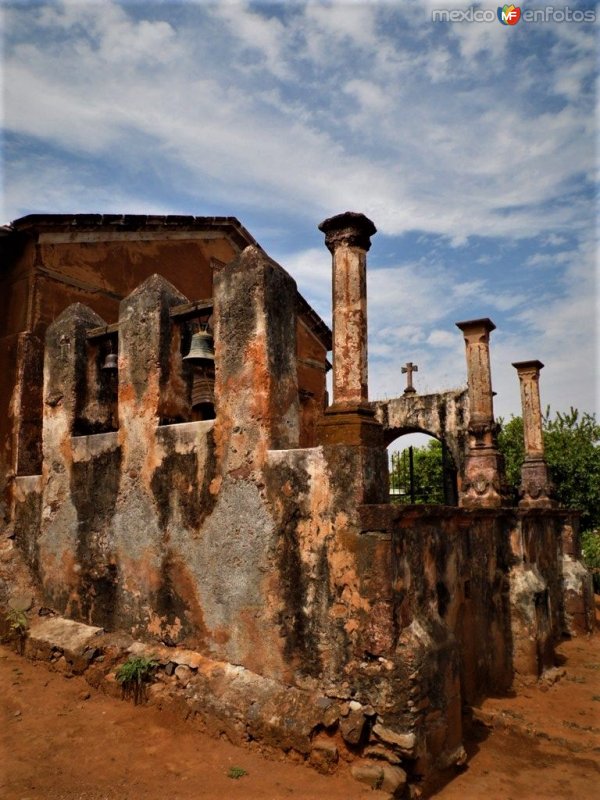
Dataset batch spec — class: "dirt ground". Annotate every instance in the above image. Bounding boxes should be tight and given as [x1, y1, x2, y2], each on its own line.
[1, 625, 599, 800]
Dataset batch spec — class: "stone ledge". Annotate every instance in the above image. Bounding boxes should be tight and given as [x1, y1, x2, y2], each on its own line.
[12, 614, 419, 796]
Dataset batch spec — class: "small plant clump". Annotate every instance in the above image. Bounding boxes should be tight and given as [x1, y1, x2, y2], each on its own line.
[227, 766, 248, 780]
[115, 655, 157, 704]
[4, 608, 28, 654]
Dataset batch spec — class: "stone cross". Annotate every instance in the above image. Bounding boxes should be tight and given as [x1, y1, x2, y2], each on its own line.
[401, 362, 418, 394]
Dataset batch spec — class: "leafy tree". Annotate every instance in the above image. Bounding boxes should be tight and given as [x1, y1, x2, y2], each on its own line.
[390, 408, 600, 531]
[390, 439, 445, 504]
[498, 408, 600, 532]
[496, 416, 524, 499]
[581, 529, 600, 591]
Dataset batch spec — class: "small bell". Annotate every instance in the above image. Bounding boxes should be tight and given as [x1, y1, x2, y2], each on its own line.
[183, 328, 215, 362]
[102, 352, 118, 370]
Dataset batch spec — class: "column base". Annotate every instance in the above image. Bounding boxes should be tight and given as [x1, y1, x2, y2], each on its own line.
[317, 403, 384, 447]
[518, 458, 555, 509]
[459, 447, 505, 509]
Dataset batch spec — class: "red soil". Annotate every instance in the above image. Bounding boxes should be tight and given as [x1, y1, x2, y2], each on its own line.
[1, 623, 599, 799]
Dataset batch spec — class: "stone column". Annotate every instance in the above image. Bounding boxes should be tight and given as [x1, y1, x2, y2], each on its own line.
[512, 360, 554, 508]
[113, 274, 189, 631]
[319, 211, 374, 406]
[455, 318, 504, 508]
[316, 212, 386, 503]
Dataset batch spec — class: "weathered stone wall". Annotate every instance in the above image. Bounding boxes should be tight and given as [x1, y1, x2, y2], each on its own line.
[0, 220, 235, 517]
[28, 250, 319, 677]
[0, 330, 44, 527]
[356, 505, 512, 774]
[0, 217, 330, 549]
[297, 317, 329, 447]
[2, 234, 594, 794]
[560, 512, 596, 635]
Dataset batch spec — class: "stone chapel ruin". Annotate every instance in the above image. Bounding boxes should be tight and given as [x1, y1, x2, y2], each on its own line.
[0, 211, 595, 796]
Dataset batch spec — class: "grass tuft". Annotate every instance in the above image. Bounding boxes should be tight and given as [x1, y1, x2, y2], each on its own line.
[227, 766, 248, 779]
[4, 608, 28, 654]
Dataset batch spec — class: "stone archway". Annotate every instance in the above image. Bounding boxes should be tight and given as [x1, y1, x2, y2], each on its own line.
[371, 388, 470, 486]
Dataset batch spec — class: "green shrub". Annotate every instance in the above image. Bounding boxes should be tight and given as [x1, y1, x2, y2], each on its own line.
[115, 655, 157, 704]
[5, 607, 28, 636]
[4, 608, 28, 653]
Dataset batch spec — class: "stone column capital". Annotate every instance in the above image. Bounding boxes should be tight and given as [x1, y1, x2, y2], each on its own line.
[318, 211, 377, 253]
[512, 360, 545, 378]
[455, 317, 496, 342]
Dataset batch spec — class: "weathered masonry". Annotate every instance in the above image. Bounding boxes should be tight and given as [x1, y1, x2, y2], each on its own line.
[0, 211, 594, 796]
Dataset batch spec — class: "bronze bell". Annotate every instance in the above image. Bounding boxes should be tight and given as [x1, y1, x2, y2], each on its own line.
[191, 373, 215, 407]
[102, 352, 118, 370]
[183, 329, 215, 362]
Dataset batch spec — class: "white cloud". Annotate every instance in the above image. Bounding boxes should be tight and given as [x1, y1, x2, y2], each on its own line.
[3, 0, 595, 245]
[493, 237, 598, 417]
[451, 17, 509, 62]
[427, 329, 457, 347]
[210, 2, 289, 79]
[303, 0, 379, 51]
[279, 246, 332, 323]
[2, 0, 596, 416]
[525, 251, 572, 268]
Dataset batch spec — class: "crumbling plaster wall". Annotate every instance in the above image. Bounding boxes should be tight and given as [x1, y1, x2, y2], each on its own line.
[0, 221, 330, 557]
[19, 246, 484, 773]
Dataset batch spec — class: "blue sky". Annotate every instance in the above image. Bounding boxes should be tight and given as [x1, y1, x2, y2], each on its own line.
[2, 0, 598, 422]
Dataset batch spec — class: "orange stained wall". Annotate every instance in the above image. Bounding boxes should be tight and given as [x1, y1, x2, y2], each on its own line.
[0, 227, 330, 488]
[297, 318, 329, 447]
[28, 236, 235, 336]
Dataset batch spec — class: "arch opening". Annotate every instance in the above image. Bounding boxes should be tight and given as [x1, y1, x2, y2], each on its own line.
[388, 430, 458, 506]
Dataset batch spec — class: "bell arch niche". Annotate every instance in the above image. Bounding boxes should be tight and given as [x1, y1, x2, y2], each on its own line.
[170, 299, 216, 424]
[75, 320, 120, 437]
